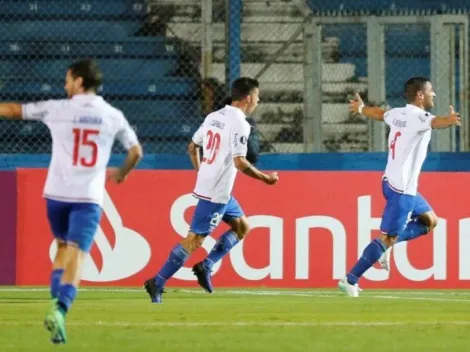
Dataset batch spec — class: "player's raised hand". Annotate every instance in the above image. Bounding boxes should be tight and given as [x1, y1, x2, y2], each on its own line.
[349, 93, 364, 115]
[449, 105, 461, 126]
[107, 168, 127, 184]
[263, 172, 279, 185]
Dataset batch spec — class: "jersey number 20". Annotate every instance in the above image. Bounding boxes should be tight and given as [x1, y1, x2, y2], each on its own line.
[73, 128, 99, 167]
[203, 130, 221, 165]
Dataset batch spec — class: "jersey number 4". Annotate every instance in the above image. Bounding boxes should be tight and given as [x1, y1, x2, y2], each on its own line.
[73, 128, 99, 167]
[390, 131, 402, 160]
[203, 130, 221, 165]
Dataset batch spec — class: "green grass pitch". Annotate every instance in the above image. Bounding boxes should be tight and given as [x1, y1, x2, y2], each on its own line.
[0, 287, 469, 351]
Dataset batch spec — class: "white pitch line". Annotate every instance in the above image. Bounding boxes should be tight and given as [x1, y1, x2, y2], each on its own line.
[179, 290, 470, 303]
[1, 321, 470, 328]
[0, 288, 469, 303]
[1, 287, 470, 296]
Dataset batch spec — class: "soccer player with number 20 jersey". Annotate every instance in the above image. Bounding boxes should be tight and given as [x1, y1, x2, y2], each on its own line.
[144, 77, 279, 303]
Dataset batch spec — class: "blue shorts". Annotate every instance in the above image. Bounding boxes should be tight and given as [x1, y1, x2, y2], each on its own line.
[380, 179, 433, 236]
[46, 198, 102, 252]
[190, 196, 244, 236]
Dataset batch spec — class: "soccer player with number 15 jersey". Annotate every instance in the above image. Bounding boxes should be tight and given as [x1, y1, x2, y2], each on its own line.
[0, 59, 143, 342]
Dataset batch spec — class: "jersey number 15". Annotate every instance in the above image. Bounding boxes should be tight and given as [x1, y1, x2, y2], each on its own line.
[72, 128, 99, 167]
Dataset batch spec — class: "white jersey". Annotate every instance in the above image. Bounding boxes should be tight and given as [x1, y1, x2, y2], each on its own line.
[383, 104, 434, 195]
[192, 105, 251, 204]
[22, 94, 139, 205]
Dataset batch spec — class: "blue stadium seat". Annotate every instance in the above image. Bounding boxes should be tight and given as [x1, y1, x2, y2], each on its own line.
[0, 120, 49, 138]
[339, 57, 367, 78]
[394, 0, 470, 12]
[322, 25, 367, 55]
[0, 120, 199, 139]
[0, 59, 180, 80]
[308, 0, 393, 13]
[141, 141, 192, 154]
[308, 0, 470, 13]
[0, 79, 199, 97]
[0, 21, 141, 40]
[99, 80, 198, 96]
[2, 0, 147, 18]
[110, 100, 202, 121]
[386, 58, 430, 96]
[386, 98, 406, 109]
[131, 121, 200, 138]
[0, 38, 178, 58]
[324, 24, 429, 57]
[386, 26, 429, 56]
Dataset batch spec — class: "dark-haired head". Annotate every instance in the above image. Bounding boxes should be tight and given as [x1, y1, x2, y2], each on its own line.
[404, 76, 435, 110]
[230, 77, 260, 115]
[65, 59, 102, 98]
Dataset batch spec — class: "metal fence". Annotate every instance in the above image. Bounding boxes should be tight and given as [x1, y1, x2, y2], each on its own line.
[0, 0, 468, 154]
[305, 15, 469, 152]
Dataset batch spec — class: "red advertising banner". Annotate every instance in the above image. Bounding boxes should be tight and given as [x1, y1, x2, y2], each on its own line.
[15, 169, 470, 288]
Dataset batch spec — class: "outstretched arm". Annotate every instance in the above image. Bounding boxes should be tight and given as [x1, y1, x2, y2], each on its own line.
[0, 103, 23, 120]
[349, 93, 385, 121]
[431, 106, 461, 129]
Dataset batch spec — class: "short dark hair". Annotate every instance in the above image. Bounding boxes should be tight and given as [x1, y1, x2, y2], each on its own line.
[231, 77, 259, 101]
[216, 96, 233, 110]
[68, 59, 102, 91]
[404, 77, 430, 102]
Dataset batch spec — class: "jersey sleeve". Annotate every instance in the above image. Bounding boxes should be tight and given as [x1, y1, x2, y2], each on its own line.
[116, 115, 139, 150]
[192, 122, 205, 146]
[21, 100, 61, 121]
[383, 110, 392, 126]
[415, 112, 435, 132]
[231, 120, 251, 157]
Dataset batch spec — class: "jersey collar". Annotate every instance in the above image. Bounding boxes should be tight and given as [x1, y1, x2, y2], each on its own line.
[224, 104, 247, 119]
[71, 94, 102, 101]
[405, 104, 427, 114]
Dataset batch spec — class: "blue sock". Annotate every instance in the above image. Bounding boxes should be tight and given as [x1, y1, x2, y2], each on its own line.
[154, 244, 190, 287]
[203, 231, 239, 271]
[397, 220, 429, 243]
[50, 269, 64, 299]
[57, 284, 77, 316]
[347, 239, 387, 285]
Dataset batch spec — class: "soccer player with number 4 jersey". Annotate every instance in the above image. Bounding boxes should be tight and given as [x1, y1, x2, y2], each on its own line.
[144, 77, 279, 303]
[339, 77, 461, 297]
[0, 59, 143, 343]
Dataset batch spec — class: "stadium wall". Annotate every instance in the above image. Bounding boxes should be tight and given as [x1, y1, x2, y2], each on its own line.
[1, 152, 470, 171]
[1, 153, 470, 289]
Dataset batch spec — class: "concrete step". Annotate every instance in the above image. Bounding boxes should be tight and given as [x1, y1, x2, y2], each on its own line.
[167, 22, 306, 43]
[210, 40, 339, 63]
[258, 122, 369, 141]
[208, 62, 357, 84]
[254, 102, 353, 124]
